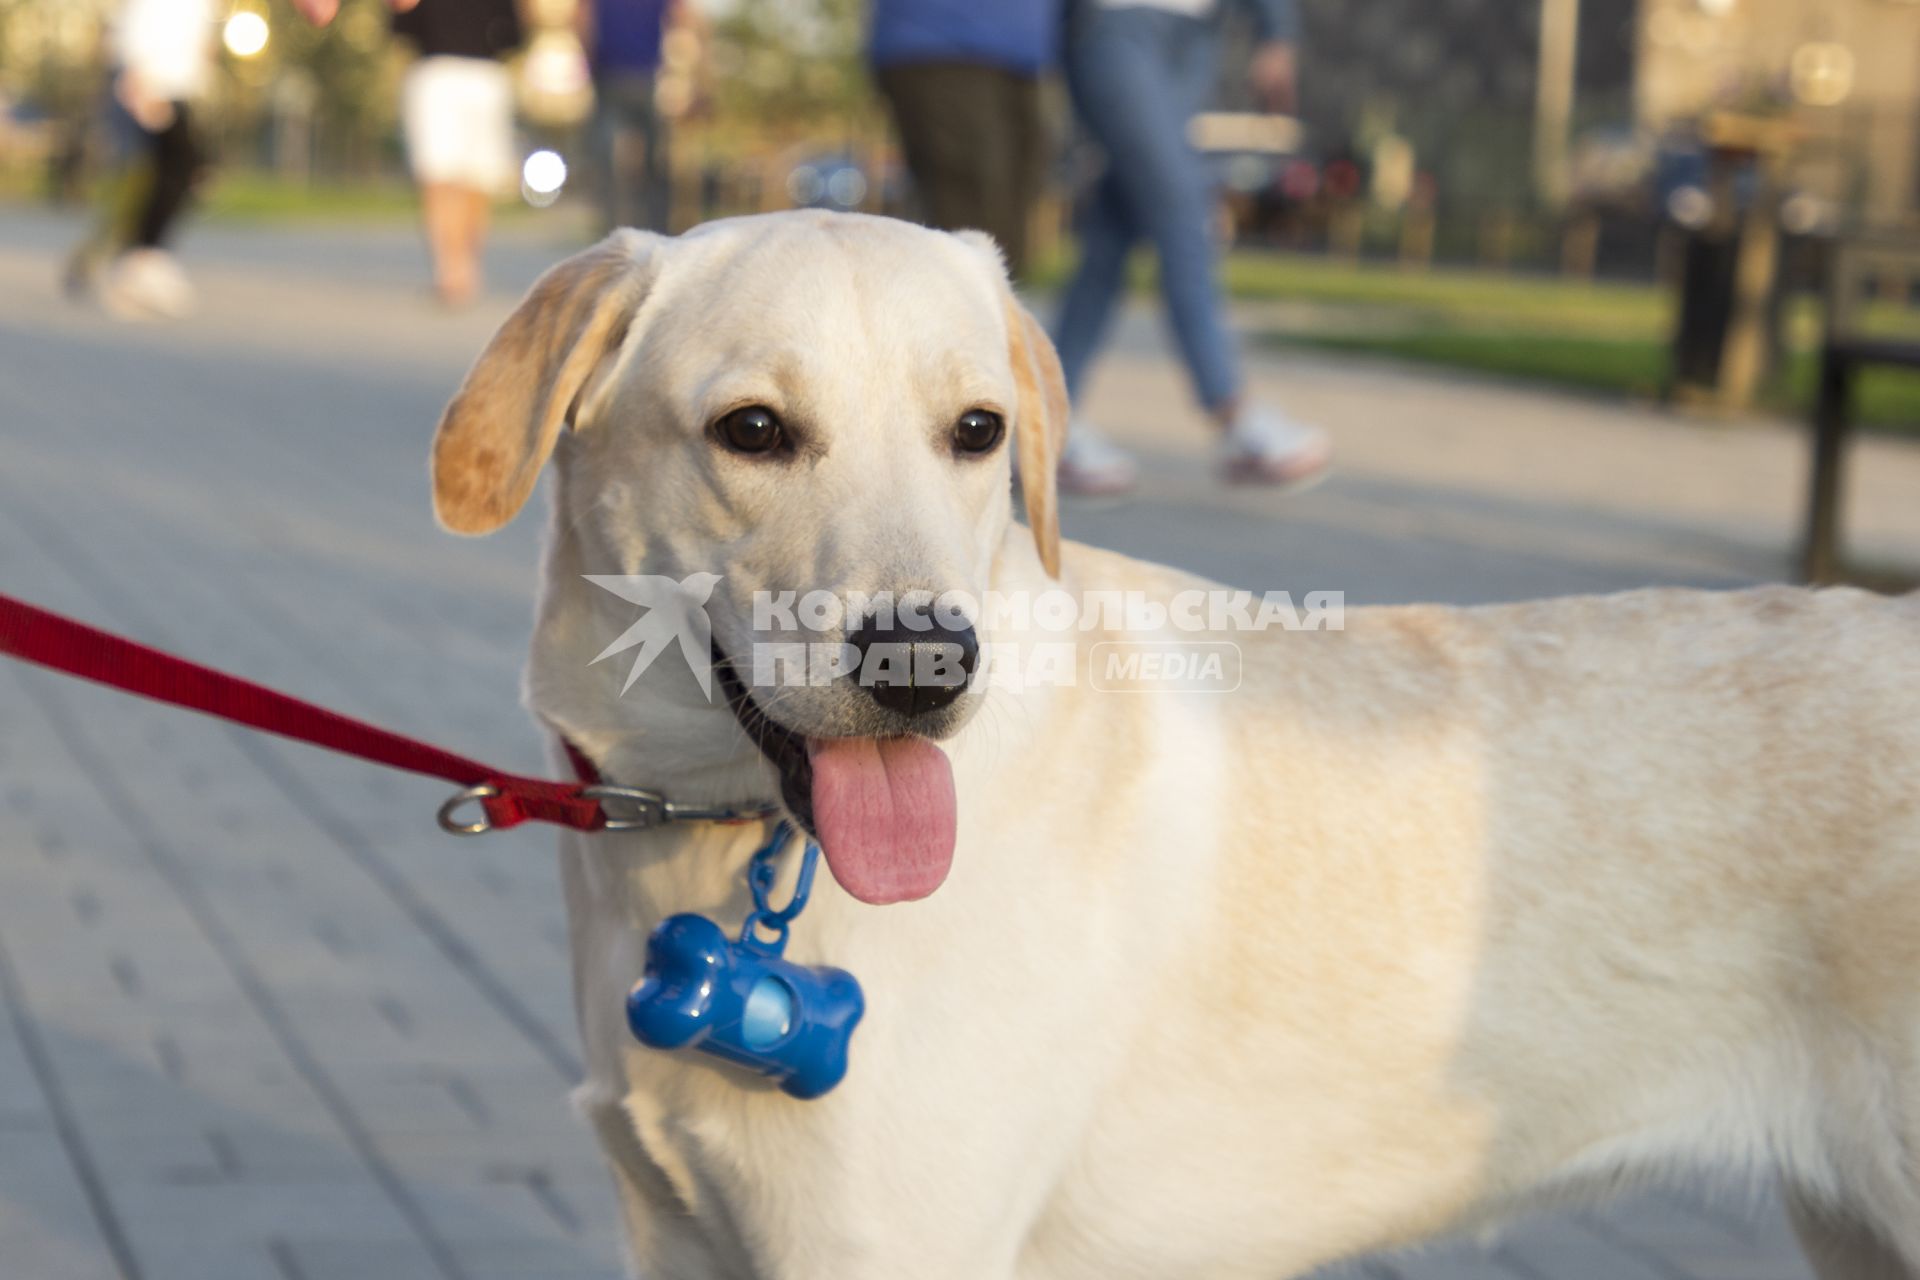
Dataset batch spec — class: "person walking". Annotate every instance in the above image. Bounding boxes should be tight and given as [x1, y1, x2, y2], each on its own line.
[1050, 0, 1330, 494]
[63, 0, 216, 319]
[392, 0, 524, 306]
[580, 0, 695, 234]
[868, 0, 1058, 280]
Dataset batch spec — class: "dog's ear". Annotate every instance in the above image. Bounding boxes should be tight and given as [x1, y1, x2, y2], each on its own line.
[952, 229, 1070, 579]
[1004, 295, 1069, 578]
[431, 230, 659, 535]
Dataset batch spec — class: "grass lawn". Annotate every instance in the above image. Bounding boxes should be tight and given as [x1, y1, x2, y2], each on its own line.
[1303, 329, 1670, 398]
[0, 166, 422, 223]
[2, 169, 558, 226]
[198, 171, 552, 228]
[1216, 253, 1667, 337]
[198, 171, 421, 223]
[1022, 248, 1670, 336]
[1083, 248, 1920, 435]
[1292, 328, 1920, 433]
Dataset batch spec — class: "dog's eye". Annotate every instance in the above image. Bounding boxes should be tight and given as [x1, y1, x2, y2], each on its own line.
[716, 406, 785, 455]
[952, 410, 1005, 456]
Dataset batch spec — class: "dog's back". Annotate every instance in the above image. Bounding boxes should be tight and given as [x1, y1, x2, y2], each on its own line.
[1178, 582, 1920, 1272]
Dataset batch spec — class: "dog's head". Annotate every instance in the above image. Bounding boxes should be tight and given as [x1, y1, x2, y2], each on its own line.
[430, 212, 1069, 903]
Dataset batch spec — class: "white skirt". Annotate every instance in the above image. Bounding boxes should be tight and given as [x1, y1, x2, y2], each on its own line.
[402, 56, 515, 193]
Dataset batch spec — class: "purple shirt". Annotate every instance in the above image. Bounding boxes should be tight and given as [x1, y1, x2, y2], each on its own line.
[868, 0, 1061, 76]
[593, 0, 670, 74]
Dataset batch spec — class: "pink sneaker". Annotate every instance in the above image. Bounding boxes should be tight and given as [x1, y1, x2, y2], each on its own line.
[1056, 425, 1140, 496]
[1219, 405, 1330, 489]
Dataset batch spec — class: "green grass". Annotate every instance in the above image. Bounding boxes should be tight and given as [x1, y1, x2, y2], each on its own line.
[1028, 247, 1671, 336]
[1213, 253, 1668, 337]
[0, 166, 423, 222]
[1786, 357, 1920, 432]
[1166, 248, 1920, 434]
[1279, 325, 1920, 433]
[197, 170, 557, 227]
[1301, 329, 1670, 398]
[197, 171, 420, 223]
[1, 168, 554, 225]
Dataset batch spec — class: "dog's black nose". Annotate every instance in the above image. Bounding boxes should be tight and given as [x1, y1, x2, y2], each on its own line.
[846, 614, 978, 718]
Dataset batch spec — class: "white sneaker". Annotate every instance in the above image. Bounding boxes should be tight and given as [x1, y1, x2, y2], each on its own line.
[102, 249, 196, 321]
[1219, 404, 1330, 489]
[1056, 423, 1140, 496]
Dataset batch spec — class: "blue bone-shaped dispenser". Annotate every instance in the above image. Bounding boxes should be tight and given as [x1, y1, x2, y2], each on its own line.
[627, 827, 864, 1099]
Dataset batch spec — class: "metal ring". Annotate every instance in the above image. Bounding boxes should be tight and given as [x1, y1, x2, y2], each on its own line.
[437, 783, 499, 836]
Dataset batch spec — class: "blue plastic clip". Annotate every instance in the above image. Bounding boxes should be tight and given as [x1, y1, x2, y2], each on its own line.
[627, 822, 865, 1099]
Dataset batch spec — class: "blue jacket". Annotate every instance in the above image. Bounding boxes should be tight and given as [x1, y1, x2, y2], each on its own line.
[591, 0, 670, 74]
[868, 0, 1062, 76]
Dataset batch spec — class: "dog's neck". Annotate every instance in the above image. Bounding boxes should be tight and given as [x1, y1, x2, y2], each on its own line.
[524, 505, 762, 808]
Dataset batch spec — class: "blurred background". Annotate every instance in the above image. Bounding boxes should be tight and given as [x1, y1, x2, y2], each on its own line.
[5, 0, 1920, 428]
[2, 4, 1920, 1279]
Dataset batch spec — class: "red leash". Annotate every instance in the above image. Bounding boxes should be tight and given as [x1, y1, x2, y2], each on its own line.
[0, 592, 609, 833]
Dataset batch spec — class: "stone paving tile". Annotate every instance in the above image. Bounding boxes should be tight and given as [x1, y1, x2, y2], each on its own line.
[1493, 1216, 1682, 1280]
[0, 1110, 127, 1280]
[1606, 1197, 1818, 1280]
[1303, 1193, 1818, 1280]
[114, 1240, 285, 1280]
[268, 1238, 452, 1280]
[453, 1237, 631, 1280]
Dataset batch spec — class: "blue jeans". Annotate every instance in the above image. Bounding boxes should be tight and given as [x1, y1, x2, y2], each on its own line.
[1051, 6, 1239, 412]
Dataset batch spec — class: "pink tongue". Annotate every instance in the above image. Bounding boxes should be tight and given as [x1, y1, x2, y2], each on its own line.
[808, 737, 956, 904]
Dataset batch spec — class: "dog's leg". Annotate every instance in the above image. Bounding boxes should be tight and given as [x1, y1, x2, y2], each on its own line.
[575, 1083, 735, 1279]
[1785, 1189, 1918, 1280]
[576, 1084, 673, 1278]
[1799, 1027, 1920, 1277]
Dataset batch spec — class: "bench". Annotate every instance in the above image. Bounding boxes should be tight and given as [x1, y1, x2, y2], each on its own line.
[1800, 233, 1920, 584]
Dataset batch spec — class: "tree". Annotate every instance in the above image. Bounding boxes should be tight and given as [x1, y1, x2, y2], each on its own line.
[706, 0, 880, 146]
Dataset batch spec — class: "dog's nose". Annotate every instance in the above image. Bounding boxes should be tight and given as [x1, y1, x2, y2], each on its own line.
[846, 614, 979, 718]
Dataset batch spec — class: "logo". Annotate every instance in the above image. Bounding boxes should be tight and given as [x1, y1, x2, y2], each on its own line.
[586, 579, 1343, 698]
[585, 573, 722, 697]
[1089, 641, 1242, 692]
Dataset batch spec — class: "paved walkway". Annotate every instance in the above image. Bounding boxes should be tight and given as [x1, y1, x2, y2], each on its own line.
[2, 207, 1916, 1280]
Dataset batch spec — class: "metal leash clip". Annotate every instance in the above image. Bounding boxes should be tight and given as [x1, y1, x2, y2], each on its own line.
[437, 782, 780, 836]
[583, 784, 782, 831]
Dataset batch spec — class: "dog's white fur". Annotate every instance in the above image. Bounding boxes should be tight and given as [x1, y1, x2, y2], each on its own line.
[431, 212, 1920, 1280]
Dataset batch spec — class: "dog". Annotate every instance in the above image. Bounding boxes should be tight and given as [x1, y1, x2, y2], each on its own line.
[429, 211, 1920, 1280]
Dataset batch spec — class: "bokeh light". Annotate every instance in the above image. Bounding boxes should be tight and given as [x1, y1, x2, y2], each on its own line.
[223, 11, 270, 60]
[522, 149, 569, 207]
[1790, 42, 1855, 107]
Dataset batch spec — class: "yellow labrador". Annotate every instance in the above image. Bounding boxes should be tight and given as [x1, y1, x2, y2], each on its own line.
[430, 212, 1920, 1280]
